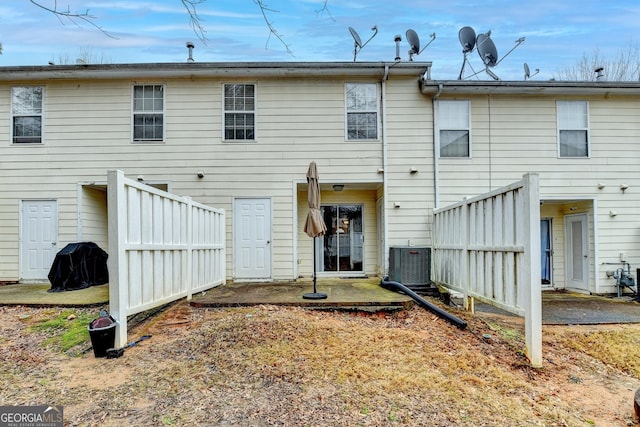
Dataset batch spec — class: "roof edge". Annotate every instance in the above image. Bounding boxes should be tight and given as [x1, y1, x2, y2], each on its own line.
[0, 61, 432, 81]
[421, 79, 640, 96]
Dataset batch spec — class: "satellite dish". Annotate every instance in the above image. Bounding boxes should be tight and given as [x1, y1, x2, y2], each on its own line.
[458, 29, 525, 80]
[476, 33, 498, 67]
[458, 26, 476, 53]
[405, 29, 436, 61]
[457, 26, 477, 79]
[524, 62, 539, 80]
[349, 27, 363, 48]
[349, 25, 378, 61]
[406, 29, 420, 55]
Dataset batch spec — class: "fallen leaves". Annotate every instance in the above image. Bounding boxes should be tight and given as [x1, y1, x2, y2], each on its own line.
[0, 302, 639, 426]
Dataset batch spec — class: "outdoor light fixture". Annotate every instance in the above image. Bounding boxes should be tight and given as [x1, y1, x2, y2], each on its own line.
[620, 184, 629, 193]
[197, 170, 205, 178]
[409, 167, 418, 174]
[333, 184, 344, 192]
[137, 175, 144, 182]
[597, 182, 606, 189]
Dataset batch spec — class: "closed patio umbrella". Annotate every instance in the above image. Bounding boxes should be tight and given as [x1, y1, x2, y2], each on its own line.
[303, 161, 328, 299]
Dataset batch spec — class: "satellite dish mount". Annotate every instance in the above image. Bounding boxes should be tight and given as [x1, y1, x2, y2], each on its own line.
[349, 25, 378, 61]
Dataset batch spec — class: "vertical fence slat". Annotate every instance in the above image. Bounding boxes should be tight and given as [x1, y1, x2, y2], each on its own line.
[433, 173, 541, 366]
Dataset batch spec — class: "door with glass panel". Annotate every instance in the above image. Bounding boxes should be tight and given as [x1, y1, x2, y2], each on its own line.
[317, 205, 363, 273]
[541, 219, 552, 286]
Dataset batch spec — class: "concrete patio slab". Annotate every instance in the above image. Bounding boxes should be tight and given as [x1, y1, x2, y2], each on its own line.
[190, 278, 414, 310]
[0, 282, 108, 306]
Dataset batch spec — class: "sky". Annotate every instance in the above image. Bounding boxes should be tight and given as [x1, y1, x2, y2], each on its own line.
[1, 1, 639, 81]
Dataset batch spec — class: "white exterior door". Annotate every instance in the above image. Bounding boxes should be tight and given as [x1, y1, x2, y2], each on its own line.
[21, 200, 58, 280]
[564, 213, 589, 291]
[234, 198, 272, 280]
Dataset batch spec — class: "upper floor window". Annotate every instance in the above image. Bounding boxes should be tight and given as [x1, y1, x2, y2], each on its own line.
[132, 85, 164, 142]
[557, 100, 589, 157]
[224, 83, 255, 141]
[12, 86, 43, 144]
[345, 83, 378, 140]
[438, 100, 470, 157]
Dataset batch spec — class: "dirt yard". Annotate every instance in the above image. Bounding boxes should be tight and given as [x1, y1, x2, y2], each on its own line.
[1, 300, 640, 426]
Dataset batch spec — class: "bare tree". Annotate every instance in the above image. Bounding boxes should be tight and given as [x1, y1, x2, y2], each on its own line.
[254, 0, 292, 54]
[29, 0, 116, 38]
[27, 0, 329, 54]
[54, 47, 112, 65]
[555, 42, 640, 81]
[181, 0, 207, 43]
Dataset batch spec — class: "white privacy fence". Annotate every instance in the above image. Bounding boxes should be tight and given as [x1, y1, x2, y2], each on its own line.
[107, 170, 225, 348]
[433, 173, 542, 366]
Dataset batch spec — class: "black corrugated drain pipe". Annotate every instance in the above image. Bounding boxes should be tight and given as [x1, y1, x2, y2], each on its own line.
[381, 277, 467, 329]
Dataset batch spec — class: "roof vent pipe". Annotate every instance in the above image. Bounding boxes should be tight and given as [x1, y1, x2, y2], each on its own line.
[186, 41, 195, 63]
[394, 35, 402, 61]
[595, 66, 605, 81]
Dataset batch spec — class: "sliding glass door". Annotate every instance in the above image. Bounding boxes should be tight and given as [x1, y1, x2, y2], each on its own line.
[317, 205, 363, 273]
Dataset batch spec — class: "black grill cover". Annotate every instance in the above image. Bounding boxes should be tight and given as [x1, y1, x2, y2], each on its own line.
[48, 242, 109, 292]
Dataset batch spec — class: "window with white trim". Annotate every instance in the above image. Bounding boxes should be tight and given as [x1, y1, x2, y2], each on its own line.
[12, 86, 43, 144]
[345, 83, 378, 140]
[557, 100, 589, 157]
[438, 100, 470, 157]
[224, 83, 255, 141]
[132, 84, 164, 142]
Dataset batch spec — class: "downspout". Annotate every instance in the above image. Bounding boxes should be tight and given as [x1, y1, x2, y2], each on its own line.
[382, 65, 390, 276]
[433, 83, 443, 208]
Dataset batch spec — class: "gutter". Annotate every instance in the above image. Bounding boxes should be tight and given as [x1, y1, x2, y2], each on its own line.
[420, 78, 640, 96]
[0, 61, 432, 81]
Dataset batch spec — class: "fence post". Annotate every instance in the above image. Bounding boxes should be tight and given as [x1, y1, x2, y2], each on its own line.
[107, 170, 129, 349]
[461, 197, 473, 312]
[523, 173, 542, 367]
[186, 197, 194, 300]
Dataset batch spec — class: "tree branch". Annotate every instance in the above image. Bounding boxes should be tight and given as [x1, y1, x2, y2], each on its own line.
[181, 0, 208, 43]
[29, 0, 117, 39]
[315, 0, 335, 21]
[254, 0, 293, 56]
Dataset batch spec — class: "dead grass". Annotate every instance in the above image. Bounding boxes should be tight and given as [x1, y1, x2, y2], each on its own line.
[546, 324, 640, 377]
[1, 302, 639, 426]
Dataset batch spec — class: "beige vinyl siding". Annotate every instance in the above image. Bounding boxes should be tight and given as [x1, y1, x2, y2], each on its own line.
[79, 186, 108, 250]
[0, 72, 430, 281]
[436, 93, 640, 293]
[385, 79, 435, 248]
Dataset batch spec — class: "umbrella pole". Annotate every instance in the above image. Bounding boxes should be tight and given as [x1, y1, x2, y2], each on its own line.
[313, 237, 317, 293]
[303, 237, 327, 300]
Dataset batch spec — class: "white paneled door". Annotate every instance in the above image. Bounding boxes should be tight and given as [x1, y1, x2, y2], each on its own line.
[233, 198, 272, 280]
[21, 200, 58, 280]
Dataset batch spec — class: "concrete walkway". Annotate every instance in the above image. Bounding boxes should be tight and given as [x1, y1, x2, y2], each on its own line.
[541, 291, 640, 324]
